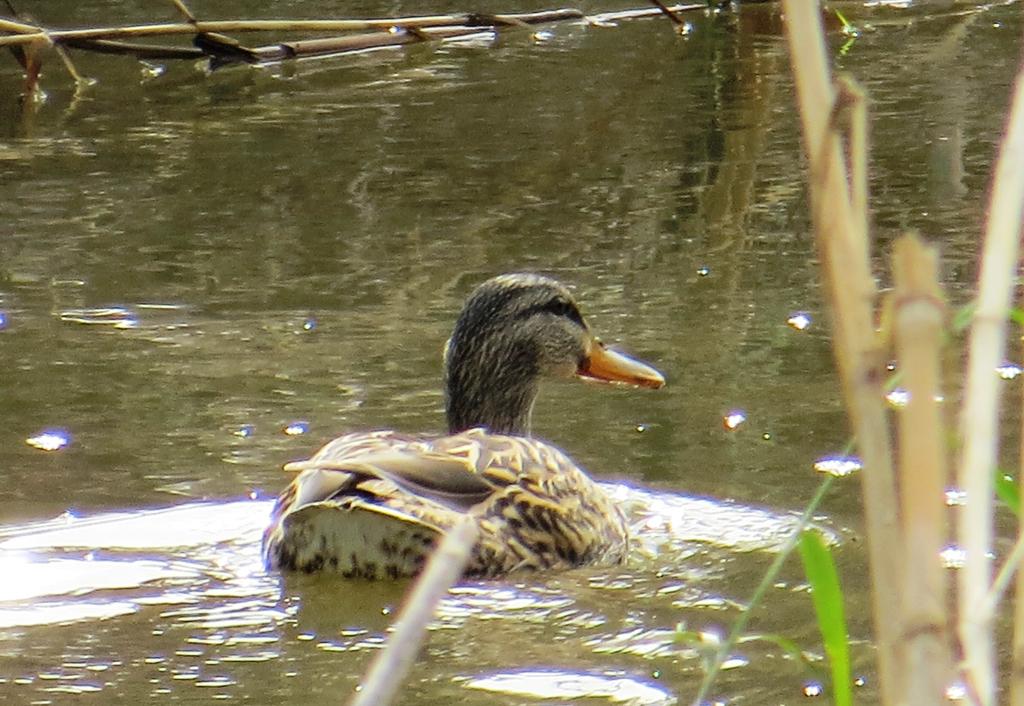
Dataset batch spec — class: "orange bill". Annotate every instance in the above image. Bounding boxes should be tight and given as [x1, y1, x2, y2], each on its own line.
[577, 340, 665, 389]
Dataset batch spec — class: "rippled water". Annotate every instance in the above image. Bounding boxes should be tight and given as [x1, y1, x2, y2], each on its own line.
[1, 1, 1020, 704]
[0, 485, 829, 704]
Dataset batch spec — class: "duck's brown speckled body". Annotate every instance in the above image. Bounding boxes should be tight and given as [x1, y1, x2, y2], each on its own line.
[262, 274, 664, 579]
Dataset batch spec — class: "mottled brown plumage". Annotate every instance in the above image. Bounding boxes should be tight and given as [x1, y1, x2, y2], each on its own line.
[262, 274, 664, 578]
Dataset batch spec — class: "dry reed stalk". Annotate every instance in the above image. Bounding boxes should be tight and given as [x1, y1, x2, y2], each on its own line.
[0, 16, 35, 33]
[961, 67, 1024, 706]
[349, 518, 478, 706]
[891, 233, 951, 705]
[781, 2, 903, 702]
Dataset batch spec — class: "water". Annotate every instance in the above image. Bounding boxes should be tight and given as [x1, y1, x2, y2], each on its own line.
[1, 1, 1020, 704]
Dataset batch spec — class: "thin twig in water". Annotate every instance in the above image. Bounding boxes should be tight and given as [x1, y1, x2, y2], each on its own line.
[350, 518, 478, 706]
[52, 42, 89, 87]
[168, 0, 197, 23]
[646, 0, 685, 27]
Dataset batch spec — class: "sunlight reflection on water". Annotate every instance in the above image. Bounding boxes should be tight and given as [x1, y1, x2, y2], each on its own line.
[463, 669, 676, 705]
[0, 485, 818, 632]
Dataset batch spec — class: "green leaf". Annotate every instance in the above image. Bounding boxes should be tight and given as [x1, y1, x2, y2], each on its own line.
[952, 302, 1024, 334]
[995, 470, 1020, 517]
[950, 301, 976, 334]
[799, 530, 852, 706]
[1010, 307, 1024, 328]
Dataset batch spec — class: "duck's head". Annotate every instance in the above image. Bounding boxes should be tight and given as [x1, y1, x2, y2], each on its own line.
[444, 273, 665, 435]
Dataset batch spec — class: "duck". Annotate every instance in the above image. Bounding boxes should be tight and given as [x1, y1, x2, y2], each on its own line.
[262, 273, 665, 579]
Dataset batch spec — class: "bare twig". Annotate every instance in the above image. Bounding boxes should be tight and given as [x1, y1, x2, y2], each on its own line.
[960, 67, 1024, 706]
[646, 0, 685, 27]
[349, 518, 478, 706]
[52, 42, 89, 87]
[168, 0, 197, 24]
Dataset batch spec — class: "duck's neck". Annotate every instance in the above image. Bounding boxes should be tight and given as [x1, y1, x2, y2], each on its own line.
[444, 347, 539, 436]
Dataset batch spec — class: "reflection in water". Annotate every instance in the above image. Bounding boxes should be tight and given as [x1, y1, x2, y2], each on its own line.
[463, 669, 675, 705]
[24, 429, 72, 451]
[0, 486, 813, 623]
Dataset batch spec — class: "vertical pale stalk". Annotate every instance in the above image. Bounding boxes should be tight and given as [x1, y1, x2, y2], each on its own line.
[350, 519, 478, 706]
[964, 68, 1024, 706]
[892, 233, 951, 705]
[1016, 236, 1024, 706]
[782, 3, 902, 702]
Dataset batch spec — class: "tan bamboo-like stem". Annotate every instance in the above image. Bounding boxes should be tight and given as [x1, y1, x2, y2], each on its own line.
[782, 2, 903, 703]
[892, 233, 951, 706]
[349, 518, 478, 706]
[962, 67, 1024, 706]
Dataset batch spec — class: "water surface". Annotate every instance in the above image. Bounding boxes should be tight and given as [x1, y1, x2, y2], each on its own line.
[1, 1, 1020, 704]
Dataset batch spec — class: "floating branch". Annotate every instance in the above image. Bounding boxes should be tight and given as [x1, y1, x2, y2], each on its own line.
[0, 5, 702, 49]
[0, 4, 703, 81]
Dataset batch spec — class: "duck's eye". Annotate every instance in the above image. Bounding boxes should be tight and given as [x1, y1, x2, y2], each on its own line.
[544, 298, 585, 327]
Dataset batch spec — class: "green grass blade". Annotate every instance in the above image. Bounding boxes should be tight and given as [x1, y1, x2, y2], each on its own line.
[690, 472, 836, 705]
[799, 529, 852, 706]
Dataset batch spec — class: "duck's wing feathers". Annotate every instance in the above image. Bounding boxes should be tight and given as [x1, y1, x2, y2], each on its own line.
[285, 449, 497, 511]
[278, 427, 573, 512]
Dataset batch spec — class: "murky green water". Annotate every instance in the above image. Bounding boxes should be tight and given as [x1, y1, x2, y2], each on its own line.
[1, 1, 1020, 704]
